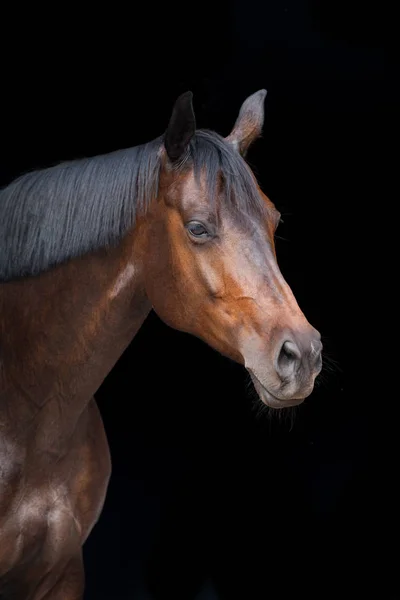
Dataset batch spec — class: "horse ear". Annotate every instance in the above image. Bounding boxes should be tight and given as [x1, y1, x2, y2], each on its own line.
[164, 91, 196, 163]
[226, 89, 267, 156]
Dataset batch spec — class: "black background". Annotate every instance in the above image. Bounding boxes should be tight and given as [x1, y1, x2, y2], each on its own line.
[0, 2, 391, 598]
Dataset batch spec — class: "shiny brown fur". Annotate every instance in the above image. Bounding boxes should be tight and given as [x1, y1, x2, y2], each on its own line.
[0, 90, 322, 598]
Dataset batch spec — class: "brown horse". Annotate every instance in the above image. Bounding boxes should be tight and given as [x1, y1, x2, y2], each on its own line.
[0, 90, 322, 599]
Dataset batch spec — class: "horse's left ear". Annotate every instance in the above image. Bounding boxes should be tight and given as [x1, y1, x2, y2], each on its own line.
[164, 91, 196, 163]
[226, 89, 267, 156]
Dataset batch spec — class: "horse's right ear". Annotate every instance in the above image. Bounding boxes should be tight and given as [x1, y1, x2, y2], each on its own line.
[164, 91, 196, 163]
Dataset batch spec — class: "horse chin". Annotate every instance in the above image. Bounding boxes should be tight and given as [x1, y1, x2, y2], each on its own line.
[248, 371, 306, 409]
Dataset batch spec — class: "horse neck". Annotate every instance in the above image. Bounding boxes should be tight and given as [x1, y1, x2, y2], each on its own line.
[0, 234, 151, 449]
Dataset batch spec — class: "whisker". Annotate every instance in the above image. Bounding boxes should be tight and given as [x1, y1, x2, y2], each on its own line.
[244, 372, 299, 430]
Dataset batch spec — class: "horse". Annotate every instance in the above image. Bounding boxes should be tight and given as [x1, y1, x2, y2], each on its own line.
[0, 89, 322, 599]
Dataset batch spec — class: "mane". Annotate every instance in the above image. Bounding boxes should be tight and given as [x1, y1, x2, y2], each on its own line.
[0, 130, 266, 282]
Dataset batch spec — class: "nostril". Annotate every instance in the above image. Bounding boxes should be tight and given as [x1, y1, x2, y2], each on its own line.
[281, 340, 301, 361]
[276, 340, 301, 380]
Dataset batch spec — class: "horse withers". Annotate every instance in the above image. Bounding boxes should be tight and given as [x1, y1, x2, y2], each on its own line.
[0, 89, 322, 598]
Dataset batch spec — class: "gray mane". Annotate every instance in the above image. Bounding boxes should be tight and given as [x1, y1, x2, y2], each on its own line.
[0, 130, 265, 282]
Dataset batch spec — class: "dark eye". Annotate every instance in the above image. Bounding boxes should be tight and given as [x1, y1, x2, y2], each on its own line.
[186, 221, 209, 238]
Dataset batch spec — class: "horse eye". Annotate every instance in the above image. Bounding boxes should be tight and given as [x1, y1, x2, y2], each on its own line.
[187, 221, 209, 238]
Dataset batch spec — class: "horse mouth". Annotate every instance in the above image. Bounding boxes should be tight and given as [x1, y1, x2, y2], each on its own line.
[248, 371, 305, 409]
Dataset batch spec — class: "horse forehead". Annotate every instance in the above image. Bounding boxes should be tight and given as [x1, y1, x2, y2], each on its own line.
[169, 171, 277, 229]
[177, 171, 211, 210]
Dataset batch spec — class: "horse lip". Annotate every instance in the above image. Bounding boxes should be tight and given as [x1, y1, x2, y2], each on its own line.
[248, 370, 304, 408]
